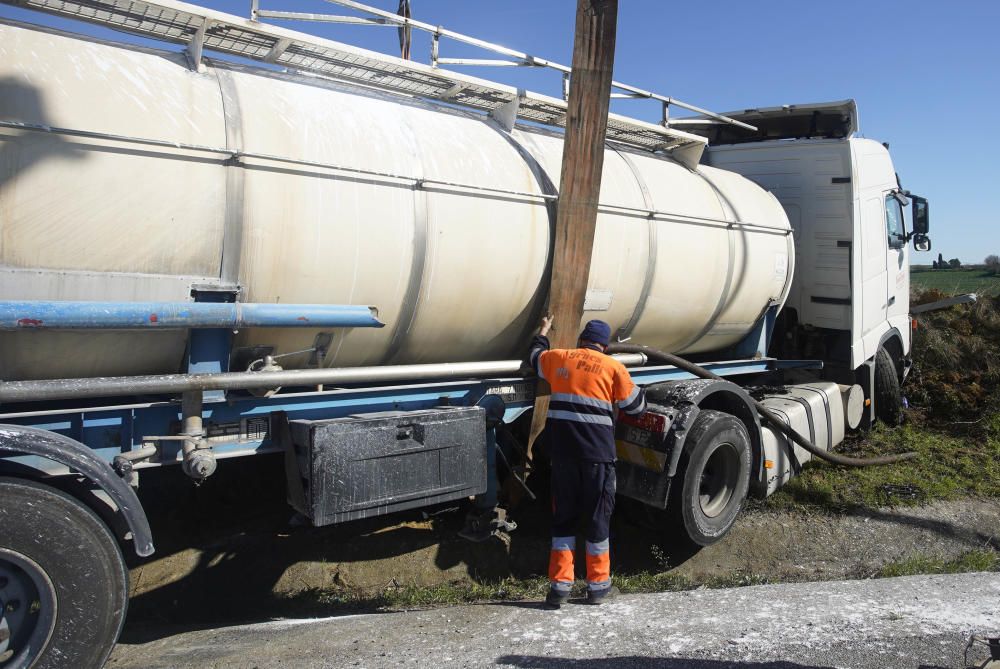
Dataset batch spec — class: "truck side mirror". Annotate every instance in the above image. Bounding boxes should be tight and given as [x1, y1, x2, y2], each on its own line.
[911, 195, 929, 234]
[913, 233, 931, 252]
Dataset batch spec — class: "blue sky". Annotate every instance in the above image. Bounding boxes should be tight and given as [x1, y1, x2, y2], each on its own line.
[2, 0, 997, 264]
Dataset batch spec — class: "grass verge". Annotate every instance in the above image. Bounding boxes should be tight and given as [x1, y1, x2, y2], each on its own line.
[283, 570, 759, 611]
[282, 549, 998, 612]
[872, 549, 1000, 578]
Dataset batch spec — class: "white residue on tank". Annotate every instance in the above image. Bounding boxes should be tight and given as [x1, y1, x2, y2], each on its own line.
[113, 57, 153, 98]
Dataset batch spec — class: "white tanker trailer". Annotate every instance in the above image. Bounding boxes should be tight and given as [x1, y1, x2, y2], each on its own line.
[0, 10, 792, 381]
[0, 1, 931, 666]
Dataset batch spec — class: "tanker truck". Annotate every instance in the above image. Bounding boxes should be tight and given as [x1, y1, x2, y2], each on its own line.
[0, 0, 931, 666]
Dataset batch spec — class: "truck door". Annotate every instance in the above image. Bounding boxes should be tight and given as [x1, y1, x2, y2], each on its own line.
[860, 195, 889, 337]
[884, 193, 909, 322]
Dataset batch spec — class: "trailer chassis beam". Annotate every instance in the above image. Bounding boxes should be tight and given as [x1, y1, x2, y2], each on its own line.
[0, 359, 822, 479]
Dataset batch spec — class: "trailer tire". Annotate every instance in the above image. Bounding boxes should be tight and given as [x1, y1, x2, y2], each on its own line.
[875, 347, 903, 426]
[0, 477, 128, 669]
[668, 410, 751, 546]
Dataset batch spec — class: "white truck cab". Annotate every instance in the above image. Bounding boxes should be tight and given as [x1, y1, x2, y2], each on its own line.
[697, 100, 931, 424]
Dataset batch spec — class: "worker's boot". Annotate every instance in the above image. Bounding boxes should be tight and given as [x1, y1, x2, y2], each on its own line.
[586, 585, 619, 605]
[544, 588, 570, 609]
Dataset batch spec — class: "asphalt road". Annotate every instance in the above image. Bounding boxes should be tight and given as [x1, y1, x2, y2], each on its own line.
[108, 572, 1000, 669]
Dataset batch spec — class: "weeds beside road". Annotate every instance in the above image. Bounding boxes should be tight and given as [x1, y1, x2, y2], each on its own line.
[278, 546, 999, 611]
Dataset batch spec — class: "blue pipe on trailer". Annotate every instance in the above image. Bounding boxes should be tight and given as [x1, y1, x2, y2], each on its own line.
[0, 301, 385, 330]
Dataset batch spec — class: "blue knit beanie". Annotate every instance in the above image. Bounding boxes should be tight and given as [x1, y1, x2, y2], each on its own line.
[579, 319, 612, 347]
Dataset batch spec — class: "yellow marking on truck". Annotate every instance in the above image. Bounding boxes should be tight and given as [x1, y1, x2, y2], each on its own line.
[615, 440, 666, 472]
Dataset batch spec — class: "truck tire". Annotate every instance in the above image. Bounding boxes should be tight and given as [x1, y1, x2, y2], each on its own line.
[0, 477, 128, 669]
[668, 410, 752, 546]
[875, 347, 903, 426]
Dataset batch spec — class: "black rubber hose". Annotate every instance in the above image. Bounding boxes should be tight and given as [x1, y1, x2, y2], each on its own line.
[607, 343, 917, 467]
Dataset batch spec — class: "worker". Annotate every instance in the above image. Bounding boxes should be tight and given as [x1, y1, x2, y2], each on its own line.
[529, 316, 646, 608]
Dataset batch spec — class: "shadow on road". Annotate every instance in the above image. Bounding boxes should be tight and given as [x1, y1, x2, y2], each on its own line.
[122, 454, 446, 640]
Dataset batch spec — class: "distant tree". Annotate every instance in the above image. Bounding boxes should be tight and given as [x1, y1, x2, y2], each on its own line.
[949, 258, 962, 269]
[932, 260, 939, 269]
[986, 255, 1000, 275]
[937, 252, 945, 269]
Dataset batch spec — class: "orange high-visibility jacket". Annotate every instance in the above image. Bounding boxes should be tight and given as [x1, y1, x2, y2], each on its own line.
[529, 335, 646, 461]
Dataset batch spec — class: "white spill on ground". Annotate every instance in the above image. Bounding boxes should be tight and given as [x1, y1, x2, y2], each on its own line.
[109, 572, 1000, 669]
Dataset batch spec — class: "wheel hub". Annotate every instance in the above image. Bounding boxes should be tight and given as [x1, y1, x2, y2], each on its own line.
[0, 550, 56, 669]
[698, 442, 740, 518]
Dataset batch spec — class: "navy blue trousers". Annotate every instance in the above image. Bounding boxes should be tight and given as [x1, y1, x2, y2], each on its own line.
[550, 458, 616, 542]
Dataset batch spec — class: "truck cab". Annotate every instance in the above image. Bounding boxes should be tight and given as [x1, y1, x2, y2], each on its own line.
[696, 100, 931, 423]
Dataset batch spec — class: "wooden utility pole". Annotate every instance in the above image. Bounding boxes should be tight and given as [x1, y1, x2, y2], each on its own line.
[526, 0, 619, 460]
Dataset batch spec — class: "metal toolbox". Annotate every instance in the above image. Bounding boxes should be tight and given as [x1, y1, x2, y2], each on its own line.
[288, 407, 487, 525]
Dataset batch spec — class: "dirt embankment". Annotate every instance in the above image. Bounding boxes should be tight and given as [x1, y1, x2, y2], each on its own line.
[673, 500, 998, 583]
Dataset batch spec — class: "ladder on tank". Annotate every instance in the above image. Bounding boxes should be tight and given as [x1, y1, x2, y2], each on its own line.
[2, 0, 756, 168]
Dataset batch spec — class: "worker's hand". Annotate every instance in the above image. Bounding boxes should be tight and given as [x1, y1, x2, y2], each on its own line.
[540, 314, 554, 337]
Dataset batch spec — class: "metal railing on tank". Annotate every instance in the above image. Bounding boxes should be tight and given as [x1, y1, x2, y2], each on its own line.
[3, 0, 755, 167]
[250, 0, 756, 132]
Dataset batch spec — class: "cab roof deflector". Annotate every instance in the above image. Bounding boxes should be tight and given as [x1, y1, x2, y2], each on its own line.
[683, 100, 858, 146]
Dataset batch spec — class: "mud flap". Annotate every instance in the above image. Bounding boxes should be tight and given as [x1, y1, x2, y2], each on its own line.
[856, 358, 876, 429]
[275, 412, 309, 516]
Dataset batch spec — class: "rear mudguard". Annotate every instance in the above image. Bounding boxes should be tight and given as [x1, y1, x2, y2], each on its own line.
[0, 424, 154, 557]
[617, 379, 762, 508]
